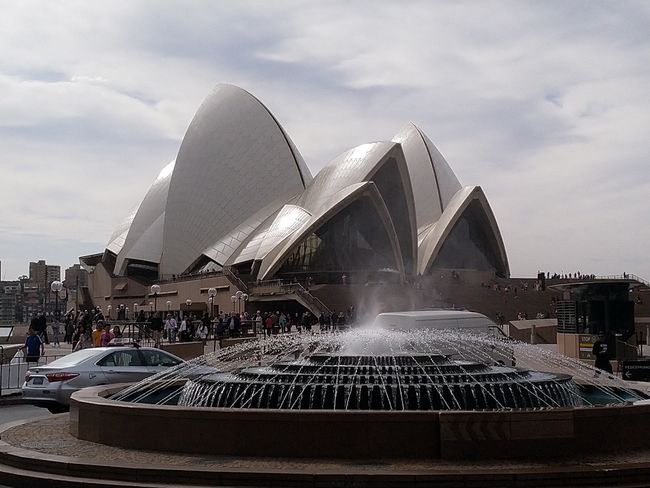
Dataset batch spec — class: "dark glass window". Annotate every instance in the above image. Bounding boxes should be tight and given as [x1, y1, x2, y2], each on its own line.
[278, 196, 398, 275]
[371, 158, 414, 273]
[431, 200, 505, 276]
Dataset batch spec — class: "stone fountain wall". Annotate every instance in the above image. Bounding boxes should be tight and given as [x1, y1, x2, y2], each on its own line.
[70, 385, 650, 460]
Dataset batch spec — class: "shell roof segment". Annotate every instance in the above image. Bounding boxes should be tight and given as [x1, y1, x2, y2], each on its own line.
[114, 160, 175, 274]
[392, 123, 461, 232]
[158, 84, 312, 276]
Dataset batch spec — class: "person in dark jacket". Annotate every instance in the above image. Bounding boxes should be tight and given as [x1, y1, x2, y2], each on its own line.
[592, 340, 613, 374]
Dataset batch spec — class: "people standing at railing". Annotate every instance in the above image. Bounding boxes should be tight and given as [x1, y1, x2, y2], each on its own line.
[100, 325, 114, 346]
[178, 316, 188, 342]
[279, 312, 287, 333]
[164, 314, 177, 343]
[196, 318, 208, 345]
[92, 322, 104, 347]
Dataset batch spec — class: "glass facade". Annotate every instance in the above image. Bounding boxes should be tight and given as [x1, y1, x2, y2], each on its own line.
[371, 158, 414, 273]
[277, 196, 398, 276]
[431, 200, 506, 276]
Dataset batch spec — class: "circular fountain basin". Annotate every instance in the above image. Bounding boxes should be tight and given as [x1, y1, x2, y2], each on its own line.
[69, 329, 650, 460]
[71, 383, 650, 460]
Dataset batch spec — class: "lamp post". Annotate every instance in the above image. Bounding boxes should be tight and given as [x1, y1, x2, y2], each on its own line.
[166, 300, 172, 313]
[50, 280, 63, 321]
[208, 287, 217, 318]
[120, 304, 125, 320]
[150, 284, 161, 312]
[107, 304, 112, 320]
[185, 299, 192, 318]
[133, 303, 138, 316]
[231, 295, 236, 313]
[125, 307, 129, 320]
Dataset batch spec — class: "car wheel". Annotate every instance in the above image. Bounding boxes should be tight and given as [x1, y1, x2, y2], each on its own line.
[47, 405, 69, 414]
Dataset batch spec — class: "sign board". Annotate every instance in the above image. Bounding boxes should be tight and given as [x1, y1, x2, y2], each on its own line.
[578, 334, 603, 360]
[621, 359, 650, 382]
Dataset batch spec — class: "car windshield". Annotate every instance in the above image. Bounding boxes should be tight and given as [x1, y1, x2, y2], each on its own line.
[44, 348, 102, 368]
[141, 350, 182, 367]
[97, 350, 143, 367]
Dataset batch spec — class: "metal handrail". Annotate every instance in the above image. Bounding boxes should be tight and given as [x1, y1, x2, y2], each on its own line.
[223, 266, 249, 293]
[1, 352, 67, 396]
[596, 274, 650, 287]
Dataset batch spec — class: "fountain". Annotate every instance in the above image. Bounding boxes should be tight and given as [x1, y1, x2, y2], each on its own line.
[65, 318, 650, 467]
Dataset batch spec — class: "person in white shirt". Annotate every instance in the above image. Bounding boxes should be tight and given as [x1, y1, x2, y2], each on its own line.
[164, 314, 177, 343]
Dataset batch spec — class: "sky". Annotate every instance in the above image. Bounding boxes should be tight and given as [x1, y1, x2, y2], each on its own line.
[0, 0, 649, 281]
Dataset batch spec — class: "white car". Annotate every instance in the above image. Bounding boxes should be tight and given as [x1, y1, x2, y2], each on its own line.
[22, 345, 183, 413]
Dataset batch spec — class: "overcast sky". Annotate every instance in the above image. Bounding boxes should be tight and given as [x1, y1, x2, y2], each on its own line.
[1, 0, 648, 281]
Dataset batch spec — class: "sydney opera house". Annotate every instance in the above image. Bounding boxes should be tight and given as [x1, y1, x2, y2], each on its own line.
[80, 84, 509, 317]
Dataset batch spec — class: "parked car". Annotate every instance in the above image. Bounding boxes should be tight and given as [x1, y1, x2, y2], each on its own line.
[22, 345, 184, 413]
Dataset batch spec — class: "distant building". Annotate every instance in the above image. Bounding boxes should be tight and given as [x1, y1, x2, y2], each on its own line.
[29, 260, 61, 291]
[64, 264, 88, 289]
[0, 281, 19, 324]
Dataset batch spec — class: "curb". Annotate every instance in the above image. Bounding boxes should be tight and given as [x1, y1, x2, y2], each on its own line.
[0, 394, 28, 407]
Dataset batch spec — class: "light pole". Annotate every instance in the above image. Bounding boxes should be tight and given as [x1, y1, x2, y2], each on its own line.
[166, 300, 172, 313]
[185, 299, 192, 318]
[150, 284, 161, 312]
[208, 287, 217, 318]
[231, 295, 236, 313]
[125, 307, 129, 320]
[107, 304, 112, 320]
[133, 303, 138, 317]
[50, 280, 63, 321]
[120, 304, 125, 320]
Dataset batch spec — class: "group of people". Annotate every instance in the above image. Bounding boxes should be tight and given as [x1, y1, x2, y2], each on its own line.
[22, 304, 359, 359]
[21, 308, 124, 362]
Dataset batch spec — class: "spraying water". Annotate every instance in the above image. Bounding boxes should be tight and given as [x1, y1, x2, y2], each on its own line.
[111, 320, 647, 410]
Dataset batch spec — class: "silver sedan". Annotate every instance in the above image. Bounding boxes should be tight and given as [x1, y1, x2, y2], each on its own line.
[22, 346, 183, 413]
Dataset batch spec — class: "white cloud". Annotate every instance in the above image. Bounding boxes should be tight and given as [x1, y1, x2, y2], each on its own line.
[0, 0, 648, 281]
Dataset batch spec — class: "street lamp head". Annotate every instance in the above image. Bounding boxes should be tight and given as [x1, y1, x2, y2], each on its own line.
[186, 299, 192, 306]
[107, 305, 112, 310]
[231, 295, 236, 303]
[243, 293, 249, 301]
[150, 284, 161, 295]
[166, 300, 172, 310]
[120, 304, 124, 309]
[50, 280, 63, 293]
[235, 290, 243, 299]
[208, 287, 217, 298]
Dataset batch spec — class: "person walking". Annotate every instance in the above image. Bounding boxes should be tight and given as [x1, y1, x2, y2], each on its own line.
[150, 312, 164, 348]
[21, 327, 44, 363]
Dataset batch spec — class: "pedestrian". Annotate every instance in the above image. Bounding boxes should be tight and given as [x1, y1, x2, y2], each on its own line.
[100, 325, 115, 346]
[21, 327, 44, 363]
[51, 316, 61, 348]
[164, 314, 177, 343]
[197, 320, 209, 346]
[92, 322, 104, 347]
[150, 312, 164, 348]
[593, 340, 613, 374]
